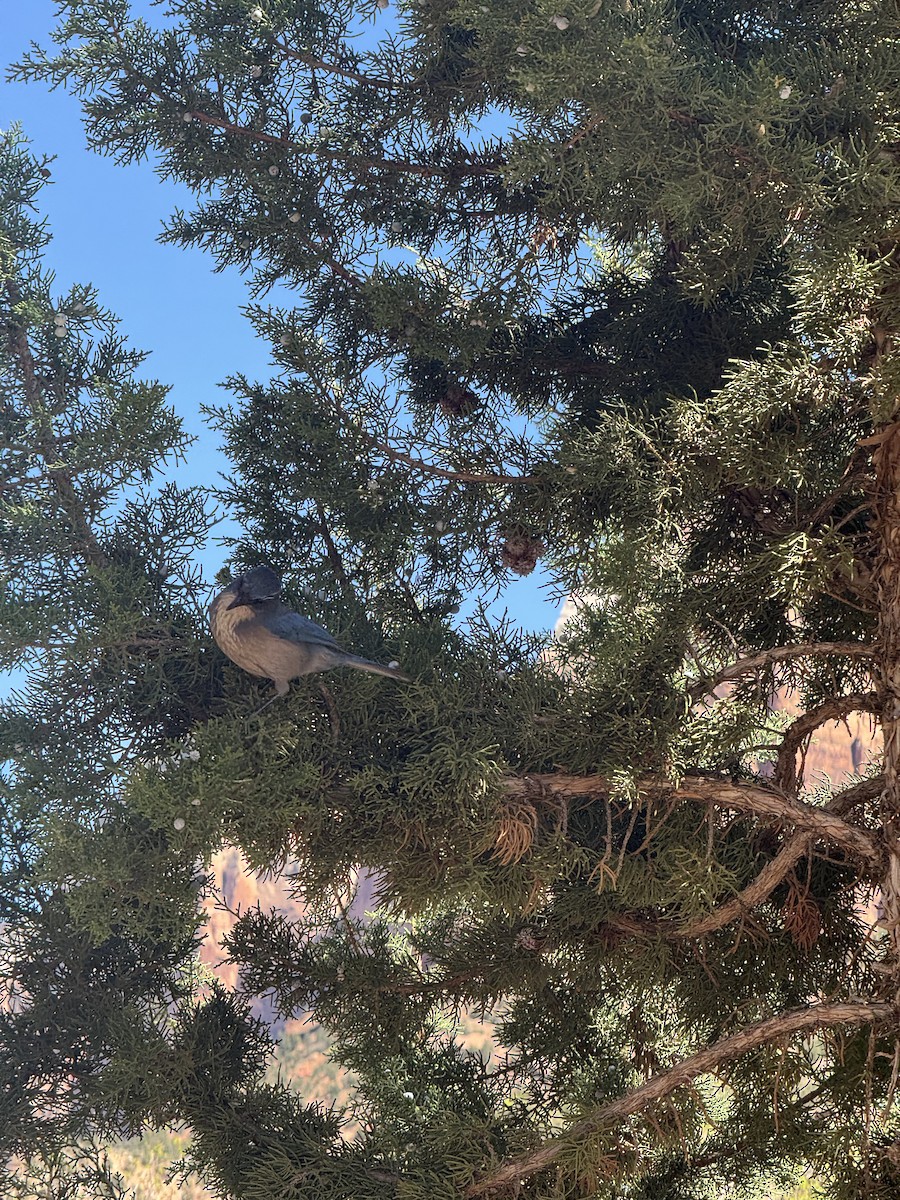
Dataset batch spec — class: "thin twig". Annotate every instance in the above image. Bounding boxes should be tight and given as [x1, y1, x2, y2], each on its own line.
[318, 681, 341, 744]
[881, 1039, 900, 1121]
[332, 886, 362, 954]
[314, 501, 356, 606]
[270, 43, 421, 92]
[308, 371, 538, 486]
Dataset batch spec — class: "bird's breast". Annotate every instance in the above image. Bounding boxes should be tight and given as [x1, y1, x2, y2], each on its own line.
[210, 599, 317, 683]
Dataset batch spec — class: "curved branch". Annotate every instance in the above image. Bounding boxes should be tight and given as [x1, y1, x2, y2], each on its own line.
[673, 832, 812, 938]
[670, 774, 884, 938]
[466, 1001, 895, 1196]
[507, 774, 882, 864]
[673, 775, 881, 863]
[688, 642, 876, 703]
[589, 839, 811, 942]
[773, 692, 881, 795]
[830, 773, 884, 817]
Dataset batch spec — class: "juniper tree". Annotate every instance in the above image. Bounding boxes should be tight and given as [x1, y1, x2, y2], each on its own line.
[4, 0, 900, 1197]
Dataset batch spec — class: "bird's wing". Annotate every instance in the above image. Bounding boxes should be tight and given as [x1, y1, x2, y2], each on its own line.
[267, 609, 344, 651]
[208, 589, 230, 625]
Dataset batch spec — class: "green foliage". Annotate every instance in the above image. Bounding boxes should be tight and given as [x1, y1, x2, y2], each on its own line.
[3, 0, 900, 1197]
[0, 126, 215, 1191]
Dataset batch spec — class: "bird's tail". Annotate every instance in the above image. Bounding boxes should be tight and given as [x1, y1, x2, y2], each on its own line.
[342, 654, 412, 683]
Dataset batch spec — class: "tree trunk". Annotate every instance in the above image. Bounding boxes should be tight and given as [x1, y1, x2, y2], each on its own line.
[873, 399, 900, 972]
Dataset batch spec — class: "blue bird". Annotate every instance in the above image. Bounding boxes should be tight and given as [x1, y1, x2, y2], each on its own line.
[210, 565, 410, 711]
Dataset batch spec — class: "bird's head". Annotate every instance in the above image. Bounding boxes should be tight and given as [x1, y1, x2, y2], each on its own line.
[226, 565, 283, 610]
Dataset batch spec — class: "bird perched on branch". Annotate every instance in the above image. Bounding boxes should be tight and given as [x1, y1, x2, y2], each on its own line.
[210, 565, 411, 711]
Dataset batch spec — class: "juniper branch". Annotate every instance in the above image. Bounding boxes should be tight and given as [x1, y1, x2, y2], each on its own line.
[688, 643, 877, 703]
[773, 693, 881, 795]
[467, 1001, 896, 1196]
[507, 775, 882, 864]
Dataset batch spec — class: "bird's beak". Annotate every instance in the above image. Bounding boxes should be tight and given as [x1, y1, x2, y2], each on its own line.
[226, 594, 247, 611]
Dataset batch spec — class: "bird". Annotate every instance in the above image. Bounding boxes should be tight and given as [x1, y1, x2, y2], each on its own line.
[209, 565, 411, 711]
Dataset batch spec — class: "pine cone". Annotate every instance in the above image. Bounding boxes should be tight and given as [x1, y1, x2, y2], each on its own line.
[514, 927, 546, 953]
[438, 381, 479, 417]
[724, 484, 791, 533]
[500, 529, 545, 576]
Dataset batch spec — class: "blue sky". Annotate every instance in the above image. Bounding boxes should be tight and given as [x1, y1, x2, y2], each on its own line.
[1, 2, 560, 634]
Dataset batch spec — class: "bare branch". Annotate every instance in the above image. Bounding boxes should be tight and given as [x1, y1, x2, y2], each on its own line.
[582, 846, 810, 943]
[773, 693, 881, 795]
[688, 642, 876, 703]
[506, 774, 882, 864]
[673, 832, 812, 938]
[830, 774, 884, 816]
[466, 1001, 896, 1196]
[670, 774, 884, 938]
[673, 775, 881, 864]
